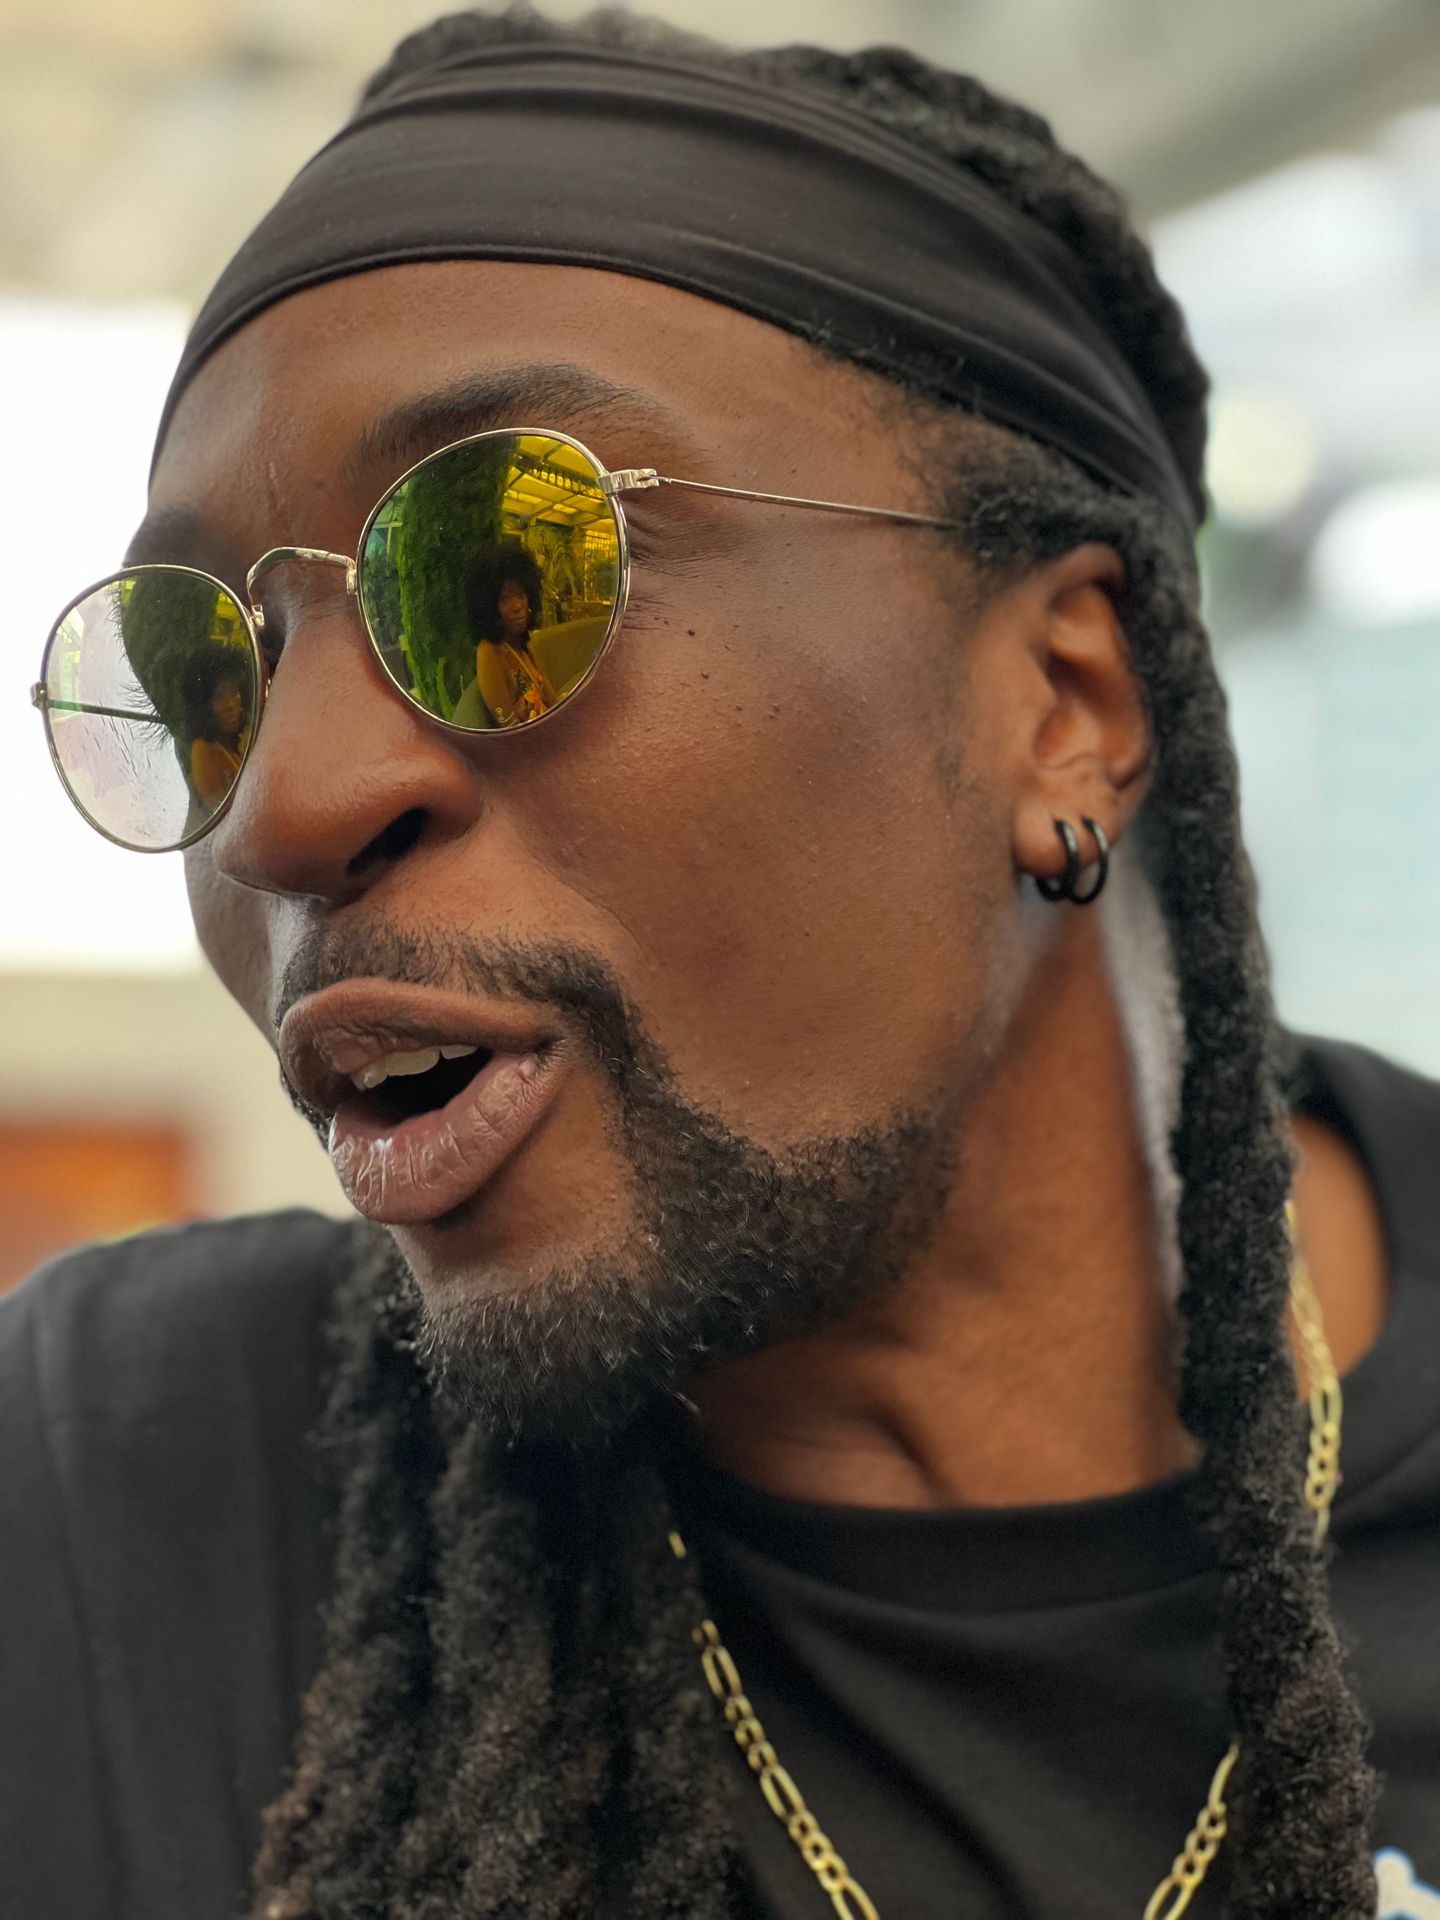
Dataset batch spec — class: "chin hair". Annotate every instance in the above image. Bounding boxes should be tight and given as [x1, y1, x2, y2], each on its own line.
[398, 1099, 957, 1447]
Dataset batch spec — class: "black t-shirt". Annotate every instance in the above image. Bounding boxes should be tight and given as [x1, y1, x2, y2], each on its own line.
[2, 1037, 1438, 1919]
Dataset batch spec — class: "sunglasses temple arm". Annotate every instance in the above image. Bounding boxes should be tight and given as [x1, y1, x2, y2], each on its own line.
[606, 469, 955, 530]
[35, 695, 160, 723]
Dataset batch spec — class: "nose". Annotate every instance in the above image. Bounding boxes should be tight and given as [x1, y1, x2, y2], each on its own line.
[207, 599, 484, 904]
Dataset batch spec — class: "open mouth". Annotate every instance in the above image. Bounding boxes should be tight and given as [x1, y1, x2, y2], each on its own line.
[279, 983, 567, 1229]
[327, 1040, 560, 1228]
[352, 1043, 496, 1129]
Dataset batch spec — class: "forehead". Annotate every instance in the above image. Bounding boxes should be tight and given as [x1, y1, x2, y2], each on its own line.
[151, 260, 901, 533]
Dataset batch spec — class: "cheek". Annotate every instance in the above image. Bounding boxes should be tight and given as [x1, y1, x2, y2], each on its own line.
[511, 541, 1009, 1143]
[184, 847, 273, 1034]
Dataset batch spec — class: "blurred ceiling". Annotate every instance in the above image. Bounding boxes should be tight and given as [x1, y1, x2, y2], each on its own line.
[5, 0, 1440, 304]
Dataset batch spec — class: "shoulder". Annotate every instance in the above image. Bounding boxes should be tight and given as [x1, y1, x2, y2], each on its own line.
[0, 1216, 364, 1906]
[0, 1207, 363, 1693]
[0, 1208, 358, 1426]
[1291, 1035, 1440, 1267]
[0, 1209, 364, 1527]
[1294, 1031, 1440, 1121]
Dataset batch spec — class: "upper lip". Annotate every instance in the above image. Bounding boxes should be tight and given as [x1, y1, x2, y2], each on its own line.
[278, 978, 556, 1120]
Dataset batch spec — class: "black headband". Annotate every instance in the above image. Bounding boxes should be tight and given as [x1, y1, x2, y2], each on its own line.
[155, 41, 1200, 528]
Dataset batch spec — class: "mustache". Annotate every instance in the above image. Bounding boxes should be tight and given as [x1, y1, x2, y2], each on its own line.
[272, 920, 661, 1122]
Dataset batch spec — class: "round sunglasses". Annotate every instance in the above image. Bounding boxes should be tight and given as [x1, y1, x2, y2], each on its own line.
[31, 426, 953, 853]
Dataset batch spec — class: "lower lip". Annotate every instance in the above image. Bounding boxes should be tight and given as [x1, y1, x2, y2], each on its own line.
[327, 1046, 559, 1226]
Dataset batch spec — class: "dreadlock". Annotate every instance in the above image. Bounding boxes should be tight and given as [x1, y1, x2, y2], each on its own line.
[250, 8, 1378, 1917]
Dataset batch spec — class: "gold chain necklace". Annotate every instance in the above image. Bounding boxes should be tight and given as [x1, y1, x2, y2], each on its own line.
[669, 1204, 1343, 1920]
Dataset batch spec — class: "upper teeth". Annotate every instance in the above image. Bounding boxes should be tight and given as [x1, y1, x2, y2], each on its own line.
[350, 1043, 478, 1092]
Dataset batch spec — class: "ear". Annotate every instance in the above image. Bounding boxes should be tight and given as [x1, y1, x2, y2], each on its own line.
[988, 542, 1153, 890]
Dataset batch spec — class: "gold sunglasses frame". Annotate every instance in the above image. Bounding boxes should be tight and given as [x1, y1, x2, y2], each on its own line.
[32, 424, 955, 853]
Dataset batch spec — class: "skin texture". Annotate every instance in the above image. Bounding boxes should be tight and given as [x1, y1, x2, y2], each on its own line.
[148, 259, 1388, 1509]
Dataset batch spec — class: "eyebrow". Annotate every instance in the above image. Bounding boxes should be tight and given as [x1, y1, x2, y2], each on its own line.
[124, 361, 688, 573]
[123, 504, 228, 573]
[342, 362, 686, 494]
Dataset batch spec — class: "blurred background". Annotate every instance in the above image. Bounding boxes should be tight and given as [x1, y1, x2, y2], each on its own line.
[3, 0, 1439, 1288]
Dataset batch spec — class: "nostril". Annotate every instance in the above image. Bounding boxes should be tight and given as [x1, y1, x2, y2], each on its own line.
[349, 806, 428, 877]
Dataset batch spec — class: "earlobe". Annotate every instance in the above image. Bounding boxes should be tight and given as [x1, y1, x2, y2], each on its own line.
[1007, 540, 1149, 896]
[1033, 817, 1110, 905]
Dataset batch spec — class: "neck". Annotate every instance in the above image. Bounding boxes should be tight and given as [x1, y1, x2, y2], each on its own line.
[688, 915, 1196, 1510]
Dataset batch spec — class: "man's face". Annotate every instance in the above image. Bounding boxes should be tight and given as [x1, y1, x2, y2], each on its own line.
[151, 261, 1024, 1431]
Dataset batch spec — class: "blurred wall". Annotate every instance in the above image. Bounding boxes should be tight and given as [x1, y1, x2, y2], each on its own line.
[7, 0, 1440, 296]
[0, 970, 341, 1288]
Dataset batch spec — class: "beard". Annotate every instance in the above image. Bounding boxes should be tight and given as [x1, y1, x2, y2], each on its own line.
[279, 924, 959, 1446]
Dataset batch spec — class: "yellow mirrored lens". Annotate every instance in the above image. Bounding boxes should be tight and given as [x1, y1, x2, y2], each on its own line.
[359, 432, 621, 730]
[44, 570, 257, 851]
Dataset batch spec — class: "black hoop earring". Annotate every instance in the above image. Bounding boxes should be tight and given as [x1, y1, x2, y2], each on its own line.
[1071, 818, 1110, 906]
[1035, 819, 1081, 901]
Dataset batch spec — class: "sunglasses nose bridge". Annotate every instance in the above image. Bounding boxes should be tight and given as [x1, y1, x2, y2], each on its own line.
[245, 547, 356, 629]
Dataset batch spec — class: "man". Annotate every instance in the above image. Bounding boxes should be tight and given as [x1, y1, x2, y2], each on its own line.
[6, 7, 1438, 1918]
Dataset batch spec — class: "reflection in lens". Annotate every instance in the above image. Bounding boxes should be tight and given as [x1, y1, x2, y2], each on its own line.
[42, 569, 257, 851]
[359, 432, 621, 731]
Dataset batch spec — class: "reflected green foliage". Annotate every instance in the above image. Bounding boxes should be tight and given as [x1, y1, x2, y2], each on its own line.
[119, 571, 250, 737]
[363, 441, 509, 718]
[360, 434, 621, 729]
[42, 569, 256, 850]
